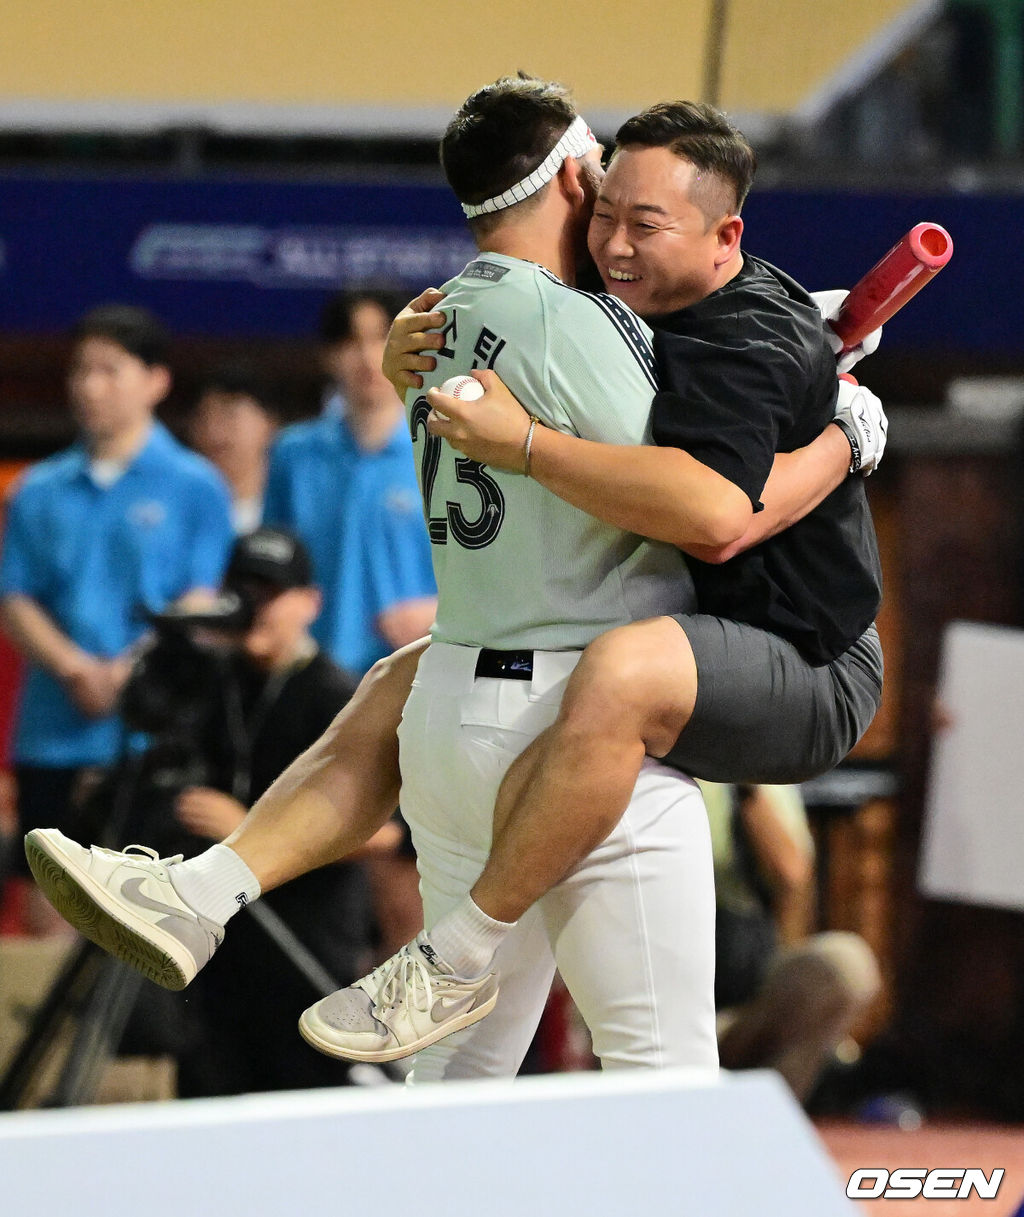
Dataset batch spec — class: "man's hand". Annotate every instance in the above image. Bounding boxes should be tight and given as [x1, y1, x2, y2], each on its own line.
[382, 288, 447, 393]
[426, 370, 534, 472]
[64, 655, 132, 718]
[812, 288, 883, 375]
[175, 787, 247, 841]
[833, 379, 888, 476]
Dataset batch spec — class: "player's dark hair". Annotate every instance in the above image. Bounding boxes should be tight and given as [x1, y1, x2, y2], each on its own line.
[196, 361, 276, 414]
[72, 304, 171, 367]
[615, 101, 756, 213]
[441, 73, 578, 230]
[318, 289, 403, 346]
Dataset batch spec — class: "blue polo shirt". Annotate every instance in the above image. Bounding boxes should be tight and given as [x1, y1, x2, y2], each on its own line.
[263, 402, 435, 676]
[0, 422, 234, 766]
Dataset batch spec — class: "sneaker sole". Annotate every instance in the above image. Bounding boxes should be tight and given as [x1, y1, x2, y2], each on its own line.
[24, 831, 193, 991]
[296, 989, 499, 1063]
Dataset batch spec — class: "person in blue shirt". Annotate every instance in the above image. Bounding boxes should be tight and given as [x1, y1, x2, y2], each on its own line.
[189, 362, 278, 536]
[0, 304, 234, 915]
[262, 291, 437, 678]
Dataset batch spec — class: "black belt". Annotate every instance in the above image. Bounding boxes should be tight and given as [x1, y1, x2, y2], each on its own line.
[475, 648, 534, 680]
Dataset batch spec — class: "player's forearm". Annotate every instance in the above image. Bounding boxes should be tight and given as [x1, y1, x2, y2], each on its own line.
[688, 424, 850, 563]
[0, 593, 89, 681]
[527, 426, 751, 550]
[747, 425, 850, 544]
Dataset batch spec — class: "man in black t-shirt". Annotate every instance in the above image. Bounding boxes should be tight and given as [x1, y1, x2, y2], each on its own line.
[414, 101, 885, 940]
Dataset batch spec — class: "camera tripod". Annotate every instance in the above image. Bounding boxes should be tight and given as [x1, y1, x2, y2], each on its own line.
[0, 905, 343, 1110]
[0, 750, 343, 1111]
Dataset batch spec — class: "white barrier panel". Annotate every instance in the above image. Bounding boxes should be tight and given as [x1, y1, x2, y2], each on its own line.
[920, 620, 1024, 911]
[0, 1068, 853, 1216]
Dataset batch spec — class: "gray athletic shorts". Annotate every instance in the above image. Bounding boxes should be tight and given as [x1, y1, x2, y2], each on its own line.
[662, 614, 883, 784]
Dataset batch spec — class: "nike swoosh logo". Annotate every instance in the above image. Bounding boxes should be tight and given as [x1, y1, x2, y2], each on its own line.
[121, 876, 187, 920]
[431, 992, 476, 1022]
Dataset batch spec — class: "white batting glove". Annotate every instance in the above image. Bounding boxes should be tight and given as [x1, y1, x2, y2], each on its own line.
[833, 378, 888, 476]
[812, 288, 883, 375]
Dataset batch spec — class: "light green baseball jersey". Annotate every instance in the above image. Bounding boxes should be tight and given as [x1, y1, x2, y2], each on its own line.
[406, 252, 695, 650]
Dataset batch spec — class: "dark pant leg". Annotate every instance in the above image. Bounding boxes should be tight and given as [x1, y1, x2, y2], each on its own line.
[662, 618, 883, 784]
[12, 764, 81, 876]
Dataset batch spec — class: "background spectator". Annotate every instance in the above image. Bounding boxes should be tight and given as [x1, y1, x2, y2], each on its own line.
[263, 289, 436, 678]
[700, 781, 882, 1104]
[189, 362, 278, 535]
[143, 528, 402, 1094]
[0, 305, 234, 931]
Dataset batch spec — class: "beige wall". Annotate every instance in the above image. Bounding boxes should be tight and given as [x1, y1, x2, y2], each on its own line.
[1, 0, 916, 122]
[721, 0, 920, 112]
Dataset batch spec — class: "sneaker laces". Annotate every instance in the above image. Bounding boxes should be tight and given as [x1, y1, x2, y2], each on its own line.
[107, 844, 184, 866]
[371, 945, 438, 1019]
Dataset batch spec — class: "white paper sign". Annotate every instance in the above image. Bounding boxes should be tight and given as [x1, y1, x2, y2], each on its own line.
[919, 620, 1024, 910]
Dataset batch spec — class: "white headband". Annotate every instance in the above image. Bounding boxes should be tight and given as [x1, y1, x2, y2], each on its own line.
[461, 115, 598, 219]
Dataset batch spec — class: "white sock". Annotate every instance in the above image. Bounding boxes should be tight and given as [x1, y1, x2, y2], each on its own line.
[168, 844, 261, 926]
[427, 895, 514, 978]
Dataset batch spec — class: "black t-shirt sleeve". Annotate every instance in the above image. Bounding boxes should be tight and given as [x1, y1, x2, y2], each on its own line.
[651, 330, 802, 511]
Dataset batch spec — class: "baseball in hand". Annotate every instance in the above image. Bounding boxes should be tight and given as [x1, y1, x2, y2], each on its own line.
[434, 374, 484, 421]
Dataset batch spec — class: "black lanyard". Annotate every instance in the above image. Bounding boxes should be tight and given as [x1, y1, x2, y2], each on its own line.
[221, 655, 312, 803]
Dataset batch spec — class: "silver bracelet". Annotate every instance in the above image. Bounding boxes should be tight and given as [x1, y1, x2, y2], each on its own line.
[524, 415, 540, 477]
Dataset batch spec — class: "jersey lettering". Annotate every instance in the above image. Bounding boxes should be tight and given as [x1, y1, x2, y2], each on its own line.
[411, 395, 505, 550]
[447, 460, 505, 549]
[437, 311, 458, 361]
[471, 327, 507, 370]
[410, 395, 448, 542]
[462, 260, 510, 282]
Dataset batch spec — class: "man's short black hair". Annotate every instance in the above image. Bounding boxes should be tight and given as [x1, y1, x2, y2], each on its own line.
[440, 73, 578, 225]
[71, 304, 171, 367]
[318, 289, 403, 346]
[615, 101, 757, 213]
[196, 361, 275, 414]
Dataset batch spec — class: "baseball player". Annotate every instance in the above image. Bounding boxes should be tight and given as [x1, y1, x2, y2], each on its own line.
[26, 83, 884, 1076]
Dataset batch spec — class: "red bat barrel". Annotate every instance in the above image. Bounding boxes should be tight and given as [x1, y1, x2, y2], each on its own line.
[829, 222, 953, 353]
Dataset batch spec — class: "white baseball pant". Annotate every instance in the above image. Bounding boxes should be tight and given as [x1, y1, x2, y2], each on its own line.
[397, 642, 719, 1082]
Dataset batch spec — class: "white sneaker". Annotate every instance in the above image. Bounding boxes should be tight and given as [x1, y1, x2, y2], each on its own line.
[298, 931, 499, 1063]
[24, 828, 223, 991]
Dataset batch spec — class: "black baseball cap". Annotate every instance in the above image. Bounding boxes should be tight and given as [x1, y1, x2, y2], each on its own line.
[225, 527, 314, 591]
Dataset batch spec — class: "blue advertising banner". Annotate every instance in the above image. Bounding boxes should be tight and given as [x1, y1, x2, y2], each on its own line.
[0, 171, 1018, 352]
[744, 188, 1023, 357]
[0, 173, 475, 338]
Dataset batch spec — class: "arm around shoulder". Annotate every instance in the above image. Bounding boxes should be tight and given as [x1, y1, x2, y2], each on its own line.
[687, 423, 851, 564]
[527, 426, 753, 551]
